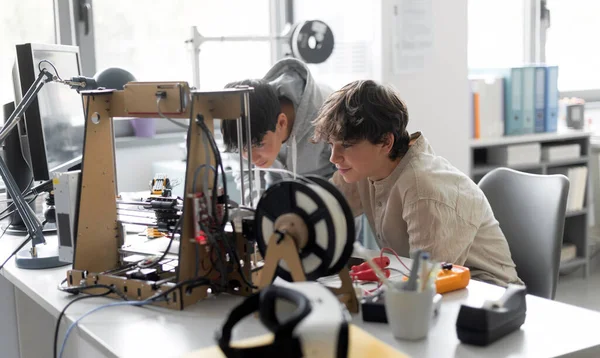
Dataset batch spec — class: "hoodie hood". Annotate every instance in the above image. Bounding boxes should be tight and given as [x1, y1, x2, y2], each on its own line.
[234, 58, 336, 203]
[263, 58, 332, 142]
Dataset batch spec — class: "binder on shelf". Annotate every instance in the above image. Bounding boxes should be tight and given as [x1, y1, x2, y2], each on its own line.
[545, 66, 559, 132]
[473, 92, 480, 139]
[470, 77, 504, 139]
[534, 66, 546, 133]
[505, 68, 524, 135]
[521, 66, 536, 134]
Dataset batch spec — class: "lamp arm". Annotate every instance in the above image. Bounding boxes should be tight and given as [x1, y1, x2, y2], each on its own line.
[0, 68, 55, 247]
[0, 69, 54, 143]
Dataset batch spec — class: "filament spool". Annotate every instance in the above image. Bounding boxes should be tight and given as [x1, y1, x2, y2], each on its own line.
[254, 175, 355, 281]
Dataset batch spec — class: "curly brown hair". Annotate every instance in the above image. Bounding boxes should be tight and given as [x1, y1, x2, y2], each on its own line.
[312, 80, 410, 160]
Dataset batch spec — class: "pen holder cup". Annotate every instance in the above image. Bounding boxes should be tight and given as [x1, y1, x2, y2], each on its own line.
[385, 284, 436, 340]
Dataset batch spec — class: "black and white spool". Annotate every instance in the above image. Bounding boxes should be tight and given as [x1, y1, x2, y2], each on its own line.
[289, 20, 335, 64]
[254, 175, 354, 281]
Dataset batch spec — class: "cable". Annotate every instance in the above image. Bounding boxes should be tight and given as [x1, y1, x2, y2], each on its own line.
[53, 287, 115, 358]
[150, 213, 183, 268]
[156, 97, 188, 129]
[192, 164, 216, 193]
[0, 235, 31, 271]
[197, 118, 228, 229]
[380, 247, 411, 274]
[58, 277, 211, 358]
[227, 221, 257, 289]
[59, 300, 148, 358]
[38, 60, 63, 81]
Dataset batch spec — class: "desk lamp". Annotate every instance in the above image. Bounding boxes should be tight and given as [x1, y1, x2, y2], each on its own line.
[1, 64, 135, 269]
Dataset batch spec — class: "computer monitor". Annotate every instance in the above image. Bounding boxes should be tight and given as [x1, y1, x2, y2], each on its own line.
[13, 43, 85, 181]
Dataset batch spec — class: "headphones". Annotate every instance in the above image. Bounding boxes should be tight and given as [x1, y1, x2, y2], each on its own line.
[216, 285, 312, 358]
[216, 282, 349, 358]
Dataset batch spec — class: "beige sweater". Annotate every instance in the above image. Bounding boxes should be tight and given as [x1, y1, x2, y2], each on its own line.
[333, 133, 522, 287]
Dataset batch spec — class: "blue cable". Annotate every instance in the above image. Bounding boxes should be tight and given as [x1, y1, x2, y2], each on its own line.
[58, 299, 152, 358]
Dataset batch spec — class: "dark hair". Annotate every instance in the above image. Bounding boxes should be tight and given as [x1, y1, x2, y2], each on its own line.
[312, 80, 410, 160]
[221, 79, 280, 152]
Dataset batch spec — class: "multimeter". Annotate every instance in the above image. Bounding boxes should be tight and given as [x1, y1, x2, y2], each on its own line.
[436, 263, 471, 294]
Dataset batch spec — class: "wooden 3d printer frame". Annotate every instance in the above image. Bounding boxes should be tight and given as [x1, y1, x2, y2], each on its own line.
[65, 82, 255, 310]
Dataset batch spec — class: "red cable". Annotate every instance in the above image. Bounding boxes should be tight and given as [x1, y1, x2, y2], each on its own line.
[380, 247, 411, 273]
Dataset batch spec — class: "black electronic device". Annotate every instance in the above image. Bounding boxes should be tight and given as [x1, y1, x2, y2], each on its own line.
[456, 284, 527, 346]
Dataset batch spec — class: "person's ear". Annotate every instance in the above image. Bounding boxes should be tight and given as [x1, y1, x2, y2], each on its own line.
[276, 113, 288, 134]
[381, 133, 395, 155]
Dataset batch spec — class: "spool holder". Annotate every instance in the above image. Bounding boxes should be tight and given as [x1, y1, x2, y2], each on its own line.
[257, 215, 359, 314]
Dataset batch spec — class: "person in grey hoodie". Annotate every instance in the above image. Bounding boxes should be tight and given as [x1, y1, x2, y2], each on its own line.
[221, 58, 336, 202]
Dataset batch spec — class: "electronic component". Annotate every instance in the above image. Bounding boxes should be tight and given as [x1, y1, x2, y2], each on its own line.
[436, 263, 471, 294]
[150, 173, 172, 197]
[55, 170, 81, 263]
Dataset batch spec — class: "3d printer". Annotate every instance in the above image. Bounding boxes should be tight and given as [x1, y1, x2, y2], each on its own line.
[63, 81, 358, 313]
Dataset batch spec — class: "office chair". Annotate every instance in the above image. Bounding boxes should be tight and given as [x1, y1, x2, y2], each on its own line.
[478, 168, 569, 299]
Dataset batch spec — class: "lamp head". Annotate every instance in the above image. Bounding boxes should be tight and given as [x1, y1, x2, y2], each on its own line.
[94, 67, 136, 90]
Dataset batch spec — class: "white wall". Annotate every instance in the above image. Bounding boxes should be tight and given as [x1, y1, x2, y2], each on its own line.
[373, 0, 470, 173]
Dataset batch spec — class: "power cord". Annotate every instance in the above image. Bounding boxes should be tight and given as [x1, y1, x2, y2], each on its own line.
[57, 277, 211, 358]
[156, 94, 188, 129]
[53, 284, 126, 358]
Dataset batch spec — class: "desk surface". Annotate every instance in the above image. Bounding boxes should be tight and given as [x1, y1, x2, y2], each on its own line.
[2, 233, 600, 358]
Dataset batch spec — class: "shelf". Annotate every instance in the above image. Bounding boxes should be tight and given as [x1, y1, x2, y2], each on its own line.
[472, 163, 544, 176]
[559, 257, 587, 271]
[565, 209, 588, 218]
[545, 156, 589, 168]
[470, 129, 592, 148]
[471, 157, 589, 177]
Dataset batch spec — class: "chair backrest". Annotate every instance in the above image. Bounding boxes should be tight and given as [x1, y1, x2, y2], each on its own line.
[478, 168, 569, 299]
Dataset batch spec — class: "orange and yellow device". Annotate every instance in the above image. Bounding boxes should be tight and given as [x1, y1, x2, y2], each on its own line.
[436, 263, 470, 294]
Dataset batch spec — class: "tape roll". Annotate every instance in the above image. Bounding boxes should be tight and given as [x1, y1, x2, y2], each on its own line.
[254, 176, 354, 281]
[289, 20, 334, 64]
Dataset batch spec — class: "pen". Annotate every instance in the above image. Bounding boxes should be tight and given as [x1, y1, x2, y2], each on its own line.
[404, 249, 422, 291]
[420, 252, 430, 292]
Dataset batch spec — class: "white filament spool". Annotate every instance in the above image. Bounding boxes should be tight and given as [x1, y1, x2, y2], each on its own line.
[256, 177, 354, 280]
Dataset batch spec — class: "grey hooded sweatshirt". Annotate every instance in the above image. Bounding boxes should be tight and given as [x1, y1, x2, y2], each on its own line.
[235, 58, 336, 203]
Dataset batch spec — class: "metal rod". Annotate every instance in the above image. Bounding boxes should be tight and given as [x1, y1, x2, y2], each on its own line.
[199, 35, 287, 42]
[236, 116, 246, 206]
[190, 26, 201, 89]
[0, 155, 44, 245]
[0, 70, 53, 143]
[243, 92, 253, 206]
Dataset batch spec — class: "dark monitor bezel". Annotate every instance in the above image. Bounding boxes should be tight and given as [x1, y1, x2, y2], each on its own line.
[14, 43, 84, 181]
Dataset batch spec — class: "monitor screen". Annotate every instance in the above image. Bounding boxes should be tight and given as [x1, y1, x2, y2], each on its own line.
[14, 43, 85, 181]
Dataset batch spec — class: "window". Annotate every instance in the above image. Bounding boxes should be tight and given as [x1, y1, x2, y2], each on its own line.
[0, 0, 55, 108]
[468, 0, 526, 69]
[545, 0, 600, 96]
[293, 0, 376, 90]
[92, 0, 273, 90]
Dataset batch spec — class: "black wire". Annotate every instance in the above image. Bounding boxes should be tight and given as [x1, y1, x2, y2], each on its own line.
[151, 214, 183, 268]
[38, 60, 62, 81]
[226, 222, 257, 289]
[0, 194, 39, 223]
[196, 118, 228, 229]
[0, 235, 31, 271]
[53, 287, 114, 358]
[0, 177, 36, 220]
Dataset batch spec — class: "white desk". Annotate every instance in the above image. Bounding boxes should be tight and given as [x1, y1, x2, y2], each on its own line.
[2, 233, 600, 358]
